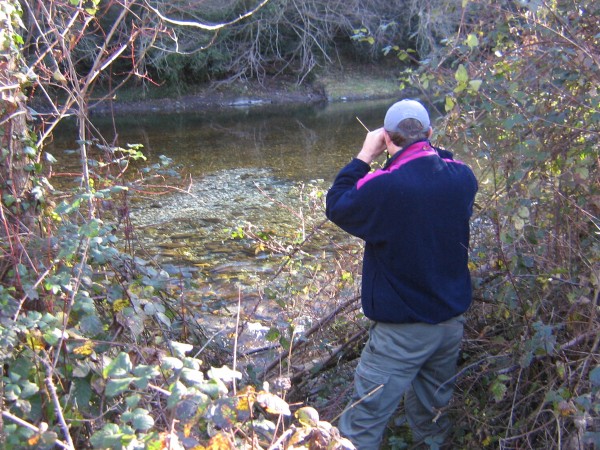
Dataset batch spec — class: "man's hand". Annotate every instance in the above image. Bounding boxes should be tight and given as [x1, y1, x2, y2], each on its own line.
[356, 128, 387, 164]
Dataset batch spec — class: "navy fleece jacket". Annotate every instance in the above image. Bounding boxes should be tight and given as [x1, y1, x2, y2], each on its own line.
[326, 142, 478, 324]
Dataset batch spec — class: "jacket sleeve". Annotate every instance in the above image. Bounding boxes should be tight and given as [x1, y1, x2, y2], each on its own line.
[325, 158, 385, 241]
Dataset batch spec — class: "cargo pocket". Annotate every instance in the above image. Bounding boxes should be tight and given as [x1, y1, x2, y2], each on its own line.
[353, 362, 390, 414]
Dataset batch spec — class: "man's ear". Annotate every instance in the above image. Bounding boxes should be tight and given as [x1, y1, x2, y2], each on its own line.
[383, 130, 401, 155]
[383, 129, 392, 146]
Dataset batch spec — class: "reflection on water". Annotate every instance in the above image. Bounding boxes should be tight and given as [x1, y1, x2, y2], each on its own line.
[49, 99, 395, 183]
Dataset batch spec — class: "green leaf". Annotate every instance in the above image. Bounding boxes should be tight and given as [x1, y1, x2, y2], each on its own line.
[181, 368, 205, 384]
[3, 194, 16, 207]
[126, 394, 141, 409]
[90, 423, 133, 449]
[170, 341, 193, 358]
[517, 206, 530, 219]
[5, 384, 21, 401]
[504, 114, 526, 130]
[455, 64, 469, 83]
[131, 408, 154, 431]
[207, 365, 242, 383]
[174, 394, 209, 420]
[132, 364, 160, 379]
[161, 356, 184, 371]
[155, 312, 171, 326]
[465, 34, 479, 48]
[55, 198, 82, 214]
[198, 379, 228, 399]
[79, 314, 104, 337]
[512, 215, 525, 230]
[43, 328, 67, 346]
[266, 327, 280, 342]
[78, 219, 102, 238]
[73, 378, 93, 409]
[468, 80, 482, 91]
[19, 380, 39, 399]
[167, 381, 187, 409]
[490, 376, 509, 402]
[104, 352, 133, 379]
[210, 398, 238, 429]
[105, 377, 135, 397]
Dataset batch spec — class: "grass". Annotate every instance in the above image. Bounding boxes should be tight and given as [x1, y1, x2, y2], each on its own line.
[318, 67, 401, 101]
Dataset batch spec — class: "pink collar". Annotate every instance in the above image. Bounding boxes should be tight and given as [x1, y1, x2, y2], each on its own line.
[356, 141, 437, 190]
[388, 141, 437, 170]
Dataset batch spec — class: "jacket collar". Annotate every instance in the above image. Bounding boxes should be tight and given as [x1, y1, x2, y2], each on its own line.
[384, 140, 433, 170]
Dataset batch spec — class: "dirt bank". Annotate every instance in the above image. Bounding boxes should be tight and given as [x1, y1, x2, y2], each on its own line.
[87, 69, 401, 116]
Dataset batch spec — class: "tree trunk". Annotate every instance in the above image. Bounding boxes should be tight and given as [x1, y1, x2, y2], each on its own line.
[0, 1, 36, 278]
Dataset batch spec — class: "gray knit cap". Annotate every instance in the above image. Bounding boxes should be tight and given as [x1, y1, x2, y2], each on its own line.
[383, 99, 431, 133]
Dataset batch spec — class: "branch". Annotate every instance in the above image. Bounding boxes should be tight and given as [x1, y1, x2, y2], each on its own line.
[41, 357, 75, 449]
[146, 0, 271, 31]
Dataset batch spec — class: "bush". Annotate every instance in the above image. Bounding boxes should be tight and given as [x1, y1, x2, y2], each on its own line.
[393, 0, 600, 447]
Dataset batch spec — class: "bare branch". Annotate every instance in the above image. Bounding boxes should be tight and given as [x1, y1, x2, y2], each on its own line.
[146, 0, 272, 31]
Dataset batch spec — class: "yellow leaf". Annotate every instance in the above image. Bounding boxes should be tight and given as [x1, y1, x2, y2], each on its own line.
[236, 385, 256, 412]
[52, 69, 67, 84]
[295, 406, 320, 427]
[112, 298, 129, 312]
[206, 432, 234, 450]
[73, 340, 95, 356]
[25, 330, 46, 351]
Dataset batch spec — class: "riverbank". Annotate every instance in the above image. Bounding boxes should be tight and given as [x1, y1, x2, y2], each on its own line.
[88, 66, 402, 115]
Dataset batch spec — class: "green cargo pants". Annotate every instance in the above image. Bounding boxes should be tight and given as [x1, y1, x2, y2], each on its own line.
[338, 316, 465, 449]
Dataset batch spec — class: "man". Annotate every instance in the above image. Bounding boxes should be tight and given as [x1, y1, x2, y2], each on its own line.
[326, 99, 478, 449]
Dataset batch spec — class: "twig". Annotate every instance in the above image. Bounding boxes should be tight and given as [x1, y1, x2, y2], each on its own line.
[148, 383, 172, 396]
[267, 426, 296, 450]
[233, 286, 242, 395]
[40, 357, 75, 449]
[331, 384, 384, 423]
[355, 116, 370, 132]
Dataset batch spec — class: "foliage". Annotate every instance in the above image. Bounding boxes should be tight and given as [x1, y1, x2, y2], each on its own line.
[385, 0, 599, 447]
[1, 1, 359, 448]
